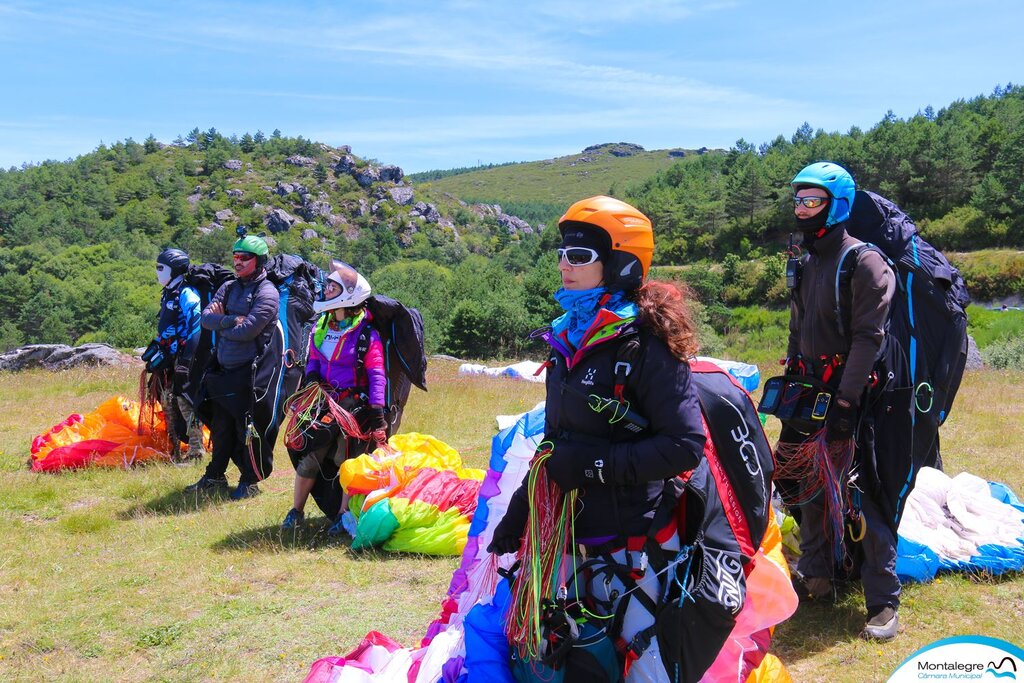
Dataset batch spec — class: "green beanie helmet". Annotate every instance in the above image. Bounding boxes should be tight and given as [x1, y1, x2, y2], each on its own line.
[232, 235, 269, 256]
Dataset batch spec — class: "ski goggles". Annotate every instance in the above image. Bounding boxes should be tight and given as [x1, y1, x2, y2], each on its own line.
[793, 196, 828, 209]
[557, 247, 601, 267]
[232, 251, 257, 261]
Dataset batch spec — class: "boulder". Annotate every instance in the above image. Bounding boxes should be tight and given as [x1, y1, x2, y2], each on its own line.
[354, 166, 381, 188]
[357, 199, 370, 217]
[226, 189, 244, 199]
[264, 208, 297, 234]
[380, 165, 404, 183]
[334, 155, 357, 175]
[223, 159, 243, 170]
[302, 201, 332, 220]
[186, 193, 202, 206]
[388, 186, 415, 205]
[215, 209, 235, 222]
[965, 335, 984, 370]
[285, 155, 317, 167]
[0, 344, 136, 372]
[301, 228, 321, 241]
[497, 212, 530, 234]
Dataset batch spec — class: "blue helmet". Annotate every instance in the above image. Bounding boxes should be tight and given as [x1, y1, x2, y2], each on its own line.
[791, 162, 856, 227]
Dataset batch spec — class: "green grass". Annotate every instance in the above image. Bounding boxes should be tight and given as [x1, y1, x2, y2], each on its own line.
[1, 359, 1021, 682]
[419, 146, 691, 208]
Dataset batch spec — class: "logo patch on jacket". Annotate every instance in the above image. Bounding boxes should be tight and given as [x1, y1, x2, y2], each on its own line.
[581, 367, 597, 387]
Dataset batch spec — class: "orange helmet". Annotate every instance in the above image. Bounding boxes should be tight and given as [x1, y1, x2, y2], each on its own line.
[559, 195, 654, 291]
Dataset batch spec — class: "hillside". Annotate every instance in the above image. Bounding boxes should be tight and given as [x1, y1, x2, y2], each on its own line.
[415, 142, 705, 225]
[0, 131, 556, 356]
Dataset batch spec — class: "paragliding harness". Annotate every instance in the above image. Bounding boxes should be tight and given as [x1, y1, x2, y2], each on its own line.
[514, 338, 772, 682]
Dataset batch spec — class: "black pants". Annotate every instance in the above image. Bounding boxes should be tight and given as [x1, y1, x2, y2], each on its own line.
[204, 401, 263, 484]
[201, 364, 275, 485]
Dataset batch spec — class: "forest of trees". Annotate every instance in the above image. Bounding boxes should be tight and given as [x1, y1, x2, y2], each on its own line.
[0, 85, 1022, 358]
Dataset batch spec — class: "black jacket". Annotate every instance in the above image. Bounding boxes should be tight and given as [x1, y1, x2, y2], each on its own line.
[511, 322, 706, 540]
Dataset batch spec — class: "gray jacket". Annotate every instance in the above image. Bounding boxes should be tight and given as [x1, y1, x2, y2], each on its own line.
[202, 270, 280, 370]
[787, 225, 895, 408]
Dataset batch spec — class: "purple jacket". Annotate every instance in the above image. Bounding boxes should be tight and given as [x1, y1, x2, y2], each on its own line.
[306, 314, 386, 406]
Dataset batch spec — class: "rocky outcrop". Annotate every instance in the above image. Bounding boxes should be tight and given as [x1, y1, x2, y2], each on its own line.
[276, 181, 309, 198]
[0, 344, 136, 371]
[388, 186, 415, 205]
[215, 209, 235, 222]
[264, 208, 298, 233]
[410, 202, 441, 224]
[582, 142, 645, 157]
[226, 189, 244, 199]
[223, 159, 243, 170]
[285, 155, 316, 167]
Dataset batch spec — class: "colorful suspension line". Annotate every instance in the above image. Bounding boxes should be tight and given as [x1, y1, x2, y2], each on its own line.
[281, 382, 373, 451]
[774, 429, 856, 564]
[505, 443, 578, 661]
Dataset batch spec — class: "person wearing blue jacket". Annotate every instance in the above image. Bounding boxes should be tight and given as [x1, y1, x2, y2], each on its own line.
[187, 235, 281, 500]
[150, 248, 205, 462]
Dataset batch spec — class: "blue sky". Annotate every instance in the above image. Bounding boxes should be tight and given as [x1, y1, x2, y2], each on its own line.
[1, 0, 1020, 173]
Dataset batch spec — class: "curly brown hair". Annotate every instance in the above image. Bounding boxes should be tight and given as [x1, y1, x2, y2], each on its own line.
[633, 280, 700, 361]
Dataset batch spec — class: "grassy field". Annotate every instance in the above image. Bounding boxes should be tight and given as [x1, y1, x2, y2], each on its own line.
[419, 146, 688, 207]
[1, 359, 1022, 682]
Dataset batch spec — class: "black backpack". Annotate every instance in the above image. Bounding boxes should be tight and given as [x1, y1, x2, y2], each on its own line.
[359, 294, 428, 434]
[833, 190, 970, 529]
[843, 190, 970, 425]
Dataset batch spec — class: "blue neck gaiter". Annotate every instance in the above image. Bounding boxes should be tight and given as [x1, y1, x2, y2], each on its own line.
[552, 287, 637, 350]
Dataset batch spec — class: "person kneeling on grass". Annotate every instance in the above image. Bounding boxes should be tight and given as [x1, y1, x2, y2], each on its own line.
[280, 261, 389, 534]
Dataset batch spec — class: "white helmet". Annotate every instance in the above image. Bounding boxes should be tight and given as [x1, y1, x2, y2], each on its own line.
[313, 260, 372, 314]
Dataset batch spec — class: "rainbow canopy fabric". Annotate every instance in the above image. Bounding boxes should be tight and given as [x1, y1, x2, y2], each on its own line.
[30, 396, 172, 472]
[339, 433, 485, 555]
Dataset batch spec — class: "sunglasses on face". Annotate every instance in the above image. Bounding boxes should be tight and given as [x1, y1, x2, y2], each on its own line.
[557, 247, 601, 267]
[233, 252, 257, 262]
[793, 196, 828, 209]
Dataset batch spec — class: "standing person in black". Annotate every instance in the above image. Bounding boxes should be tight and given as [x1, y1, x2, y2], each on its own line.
[186, 234, 281, 500]
[780, 161, 900, 640]
[488, 196, 726, 682]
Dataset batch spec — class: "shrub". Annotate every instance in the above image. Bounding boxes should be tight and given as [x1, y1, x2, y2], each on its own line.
[982, 335, 1024, 370]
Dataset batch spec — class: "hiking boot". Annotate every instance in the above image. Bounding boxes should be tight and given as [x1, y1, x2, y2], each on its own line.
[183, 475, 229, 493]
[281, 508, 305, 530]
[862, 605, 899, 641]
[229, 482, 261, 500]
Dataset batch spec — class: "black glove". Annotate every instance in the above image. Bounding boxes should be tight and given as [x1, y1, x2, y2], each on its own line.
[544, 439, 609, 491]
[826, 399, 857, 442]
[302, 370, 325, 388]
[366, 406, 388, 432]
[488, 491, 529, 555]
[142, 340, 172, 373]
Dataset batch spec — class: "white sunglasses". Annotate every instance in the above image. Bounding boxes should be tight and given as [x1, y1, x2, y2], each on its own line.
[557, 247, 601, 267]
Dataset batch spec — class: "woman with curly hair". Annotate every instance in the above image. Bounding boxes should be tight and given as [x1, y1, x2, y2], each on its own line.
[487, 196, 721, 682]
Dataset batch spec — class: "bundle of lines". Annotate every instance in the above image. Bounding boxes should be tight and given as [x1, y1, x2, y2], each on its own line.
[775, 430, 856, 563]
[505, 446, 579, 662]
[283, 383, 372, 450]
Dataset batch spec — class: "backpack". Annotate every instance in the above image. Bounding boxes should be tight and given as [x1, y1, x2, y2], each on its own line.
[264, 254, 324, 389]
[358, 294, 428, 434]
[843, 189, 970, 426]
[816, 190, 970, 529]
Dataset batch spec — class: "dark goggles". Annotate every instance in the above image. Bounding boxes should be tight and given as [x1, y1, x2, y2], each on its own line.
[793, 196, 828, 209]
[557, 247, 601, 267]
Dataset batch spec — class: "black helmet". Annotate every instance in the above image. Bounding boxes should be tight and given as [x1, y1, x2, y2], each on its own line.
[157, 248, 190, 278]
